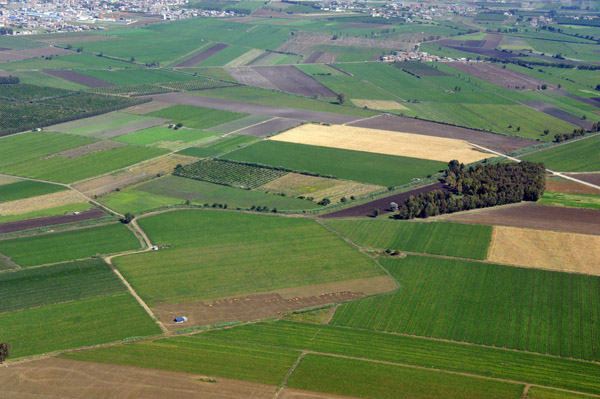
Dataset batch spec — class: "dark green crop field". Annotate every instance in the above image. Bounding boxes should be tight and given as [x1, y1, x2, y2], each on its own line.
[522, 134, 600, 172]
[0, 180, 67, 203]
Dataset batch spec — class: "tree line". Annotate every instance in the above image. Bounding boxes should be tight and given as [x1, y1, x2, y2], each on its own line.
[393, 160, 546, 219]
[0, 76, 19, 85]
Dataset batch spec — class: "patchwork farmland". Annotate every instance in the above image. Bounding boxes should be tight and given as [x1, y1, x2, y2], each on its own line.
[1, 4, 599, 399]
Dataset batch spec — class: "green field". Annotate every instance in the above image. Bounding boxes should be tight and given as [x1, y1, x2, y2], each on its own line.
[114, 126, 218, 149]
[61, 335, 300, 385]
[201, 321, 600, 395]
[0, 259, 125, 314]
[522, 135, 600, 171]
[48, 112, 167, 138]
[174, 159, 288, 189]
[0, 53, 140, 71]
[331, 255, 600, 361]
[77, 68, 201, 85]
[177, 135, 258, 157]
[0, 202, 93, 224]
[323, 219, 492, 259]
[527, 387, 595, 399]
[99, 189, 182, 214]
[147, 105, 247, 129]
[0, 223, 141, 267]
[0, 293, 161, 358]
[539, 191, 600, 210]
[222, 140, 446, 186]
[0, 180, 67, 203]
[113, 210, 382, 305]
[17, 71, 88, 91]
[288, 354, 524, 399]
[196, 45, 252, 67]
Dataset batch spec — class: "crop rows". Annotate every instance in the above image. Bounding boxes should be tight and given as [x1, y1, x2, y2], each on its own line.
[174, 159, 288, 189]
[331, 255, 600, 362]
[0, 258, 126, 314]
[86, 79, 238, 96]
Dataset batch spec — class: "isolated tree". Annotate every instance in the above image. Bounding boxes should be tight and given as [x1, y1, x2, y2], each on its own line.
[130, 56, 135, 62]
[122, 213, 134, 224]
[0, 343, 10, 364]
[337, 92, 346, 105]
[372, 208, 380, 218]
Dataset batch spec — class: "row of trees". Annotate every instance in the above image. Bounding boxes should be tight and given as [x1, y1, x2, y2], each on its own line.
[393, 160, 546, 219]
[0, 76, 19, 85]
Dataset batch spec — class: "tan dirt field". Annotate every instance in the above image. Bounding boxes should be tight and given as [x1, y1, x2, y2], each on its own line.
[0, 190, 84, 216]
[47, 141, 126, 159]
[546, 179, 600, 195]
[121, 100, 172, 115]
[0, 357, 278, 399]
[351, 99, 408, 111]
[269, 124, 492, 163]
[153, 276, 397, 330]
[487, 226, 600, 275]
[74, 154, 197, 197]
[258, 173, 383, 203]
[279, 388, 360, 399]
[0, 176, 21, 186]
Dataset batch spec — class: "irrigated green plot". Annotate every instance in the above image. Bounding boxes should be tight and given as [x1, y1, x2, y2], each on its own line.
[288, 354, 524, 399]
[114, 126, 218, 149]
[0, 259, 125, 314]
[99, 189, 180, 215]
[147, 105, 246, 130]
[17, 71, 88, 91]
[113, 210, 382, 305]
[331, 255, 600, 362]
[0, 223, 141, 267]
[539, 192, 600, 210]
[200, 321, 600, 396]
[222, 140, 446, 187]
[61, 336, 300, 385]
[47, 112, 167, 138]
[0, 180, 67, 203]
[522, 134, 600, 171]
[77, 68, 200, 85]
[527, 387, 595, 399]
[0, 293, 161, 358]
[323, 219, 492, 260]
[1, 53, 140, 71]
[177, 135, 258, 158]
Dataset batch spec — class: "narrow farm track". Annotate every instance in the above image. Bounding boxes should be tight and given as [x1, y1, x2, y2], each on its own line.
[273, 351, 308, 399]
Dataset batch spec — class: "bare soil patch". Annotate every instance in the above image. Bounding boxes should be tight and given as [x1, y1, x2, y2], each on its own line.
[447, 62, 553, 90]
[321, 182, 446, 218]
[42, 69, 115, 88]
[559, 92, 600, 108]
[236, 117, 302, 137]
[47, 141, 126, 159]
[280, 388, 360, 399]
[0, 46, 72, 63]
[487, 226, 600, 275]
[0, 190, 84, 216]
[565, 173, 600, 186]
[270, 124, 493, 163]
[351, 99, 407, 110]
[225, 66, 278, 90]
[349, 114, 536, 154]
[546, 179, 600, 195]
[121, 100, 172, 115]
[251, 65, 337, 98]
[520, 101, 592, 129]
[153, 276, 397, 329]
[149, 93, 363, 125]
[432, 37, 515, 60]
[482, 33, 503, 49]
[0, 208, 106, 234]
[0, 357, 278, 399]
[258, 173, 383, 202]
[74, 154, 197, 197]
[302, 51, 337, 64]
[175, 43, 229, 68]
[438, 203, 600, 235]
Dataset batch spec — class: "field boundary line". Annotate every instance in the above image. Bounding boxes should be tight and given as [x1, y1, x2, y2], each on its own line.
[342, 114, 379, 126]
[273, 351, 307, 399]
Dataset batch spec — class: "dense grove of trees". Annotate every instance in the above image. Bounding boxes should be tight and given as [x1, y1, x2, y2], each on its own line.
[0, 76, 19, 85]
[394, 160, 546, 219]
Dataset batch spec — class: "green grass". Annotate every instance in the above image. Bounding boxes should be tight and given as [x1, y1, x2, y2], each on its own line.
[527, 387, 595, 399]
[77, 68, 200, 85]
[222, 141, 446, 187]
[0, 259, 126, 314]
[539, 192, 600, 210]
[61, 336, 300, 385]
[0, 53, 140, 71]
[16, 71, 89, 91]
[313, 45, 391, 62]
[0, 35, 43, 50]
[323, 219, 492, 259]
[0, 293, 161, 358]
[200, 320, 600, 395]
[99, 189, 181, 214]
[189, 86, 377, 117]
[0, 202, 93, 224]
[0, 223, 141, 267]
[138, 175, 319, 210]
[114, 126, 218, 149]
[4, 144, 167, 184]
[48, 112, 166, 137]
[0, 180, 67, 203]
[522, 135, 600, 171]
[147, 105, 246, 129]
[177, 135, 258, 157]
[113, 210, 382, 305]
[196, 45, 252, 67]
[288, 354, 524, 399]
[331, 255, 600, 361]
